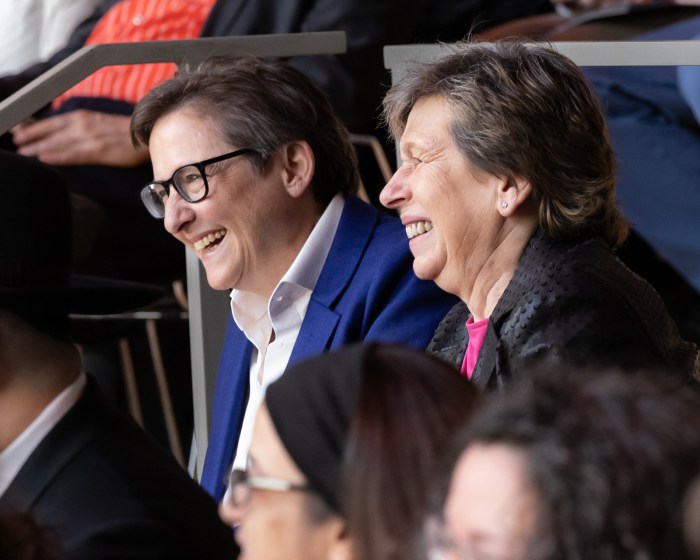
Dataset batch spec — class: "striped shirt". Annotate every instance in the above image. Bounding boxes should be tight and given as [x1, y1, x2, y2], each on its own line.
[52, 0, 214, 109]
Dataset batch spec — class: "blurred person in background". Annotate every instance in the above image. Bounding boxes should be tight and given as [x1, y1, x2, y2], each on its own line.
[432, 368, 700, 559]
[0, 151, 237, 560]
[0, 0, 101, 75]
[218, 343, 479, 560]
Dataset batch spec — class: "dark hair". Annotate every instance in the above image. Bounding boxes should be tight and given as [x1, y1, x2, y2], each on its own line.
[131, 56, 359, 206]
[383, 40, 628, 248]
[0, 513, 62, 560]
[449, 369, 700, 559]
[344, 345, 480, 560]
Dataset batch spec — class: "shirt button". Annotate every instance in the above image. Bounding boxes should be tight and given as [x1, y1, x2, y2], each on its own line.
[132, 14, 144, 25]
[274, 295, 283, 302]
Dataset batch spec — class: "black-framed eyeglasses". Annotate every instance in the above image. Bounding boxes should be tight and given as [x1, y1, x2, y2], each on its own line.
[223, 468, 312, 509]
[141, 148, 256, 219]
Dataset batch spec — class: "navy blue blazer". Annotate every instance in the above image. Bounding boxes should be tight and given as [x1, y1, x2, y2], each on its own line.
[201, 196, 458, 498]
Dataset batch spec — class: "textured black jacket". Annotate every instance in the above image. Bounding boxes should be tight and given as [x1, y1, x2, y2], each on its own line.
[428, 230, 700, 389]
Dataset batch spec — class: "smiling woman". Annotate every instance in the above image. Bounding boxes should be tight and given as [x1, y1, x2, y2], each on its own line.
[130, 56, 459, 503]
[380, 40, 699, 386]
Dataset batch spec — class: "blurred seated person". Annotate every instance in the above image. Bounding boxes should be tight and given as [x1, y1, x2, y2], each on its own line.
[379, 40, 700, 387]
[218, 343, 479, 560]
[5, 0, 216, 285]
[0, 0, 101, 75]
[130, 56, 458, 500]
[0, 151, 237, 559]
[551, 0, 698, 17]
[576, 13, 700, 330]
[434, 368, 700, 559]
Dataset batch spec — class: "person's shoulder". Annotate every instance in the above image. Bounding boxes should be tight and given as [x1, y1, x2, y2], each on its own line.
[515, 231, 620, 293]
[502, 233, 646, 334]
[331, 197, 413, 270]
[42, 395, 236, 558]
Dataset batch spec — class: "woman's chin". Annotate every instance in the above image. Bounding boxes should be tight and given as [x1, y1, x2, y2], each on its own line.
[204, 268, 235, 292]
[412, 259, 441, 284]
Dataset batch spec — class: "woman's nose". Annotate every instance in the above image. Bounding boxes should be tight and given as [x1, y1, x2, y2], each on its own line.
[163, 190, 194, 235]
[379, 166, 411, 210]
[218, 496, 244, 528]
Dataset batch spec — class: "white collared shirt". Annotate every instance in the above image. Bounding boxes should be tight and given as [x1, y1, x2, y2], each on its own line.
[230, 194, 345, 469]
[0, 372, 87, 497]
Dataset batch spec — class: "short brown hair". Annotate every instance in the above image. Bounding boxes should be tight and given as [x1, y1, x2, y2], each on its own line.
[131, 57, 359, 206]
[383, 40, 628, 248]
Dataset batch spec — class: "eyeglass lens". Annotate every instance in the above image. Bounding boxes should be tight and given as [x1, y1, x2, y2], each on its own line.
[141, 185, 168, 218]
[224, 469, 251, 508]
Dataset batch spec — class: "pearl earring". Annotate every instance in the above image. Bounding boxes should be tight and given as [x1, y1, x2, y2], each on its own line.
[501, 201, 509, 209]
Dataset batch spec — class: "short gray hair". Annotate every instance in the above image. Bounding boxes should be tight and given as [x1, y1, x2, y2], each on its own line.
[383, 40, 628, 248]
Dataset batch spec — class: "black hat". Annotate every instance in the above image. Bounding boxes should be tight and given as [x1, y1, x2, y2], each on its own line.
[0, 151, 163, 317]
[265, 344, 372, 514]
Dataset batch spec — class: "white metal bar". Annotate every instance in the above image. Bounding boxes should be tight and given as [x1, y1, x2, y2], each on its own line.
[384, 41, 700, 86]
[0, 32, 347, 134]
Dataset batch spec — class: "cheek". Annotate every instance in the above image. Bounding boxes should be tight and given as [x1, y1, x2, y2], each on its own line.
[242, 499, 316, 559]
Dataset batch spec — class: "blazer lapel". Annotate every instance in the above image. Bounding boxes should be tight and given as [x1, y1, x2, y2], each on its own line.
[427, 302, 471, 369]
[472, 324, 498, 390]
[289, 300, 340, 365]
[289, 196, 376, 364]
[201, 319, 252, 498]
[0, 379, 104, 513]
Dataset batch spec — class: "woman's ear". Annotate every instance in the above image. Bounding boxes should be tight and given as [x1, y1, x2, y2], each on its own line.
[496, 175, 532, 217]
[326, 519, 353, 560]
[279, 140, 315, 198]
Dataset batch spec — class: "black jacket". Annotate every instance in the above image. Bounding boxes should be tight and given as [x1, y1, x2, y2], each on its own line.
[428, 230, 700, 389]
[0, 378, 237, 560]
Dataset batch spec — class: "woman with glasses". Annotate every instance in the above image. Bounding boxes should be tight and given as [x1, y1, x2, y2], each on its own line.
[130, 56, 457, 502]
[218, 343, 479, 560]
[434, 368, 700, 560]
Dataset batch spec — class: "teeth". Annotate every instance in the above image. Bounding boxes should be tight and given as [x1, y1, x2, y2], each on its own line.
[405, 221, 433, 240]
[194, 230, 226, 252]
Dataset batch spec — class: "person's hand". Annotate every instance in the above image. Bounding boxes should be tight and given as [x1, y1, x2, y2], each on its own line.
[12, 110, 149, 167]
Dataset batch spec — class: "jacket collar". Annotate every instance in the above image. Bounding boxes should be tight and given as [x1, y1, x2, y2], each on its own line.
[0, 378, 106, 513]
[289, 196, 378, 364]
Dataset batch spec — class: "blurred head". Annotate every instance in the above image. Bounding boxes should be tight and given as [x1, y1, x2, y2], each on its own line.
[0, 513, 62, 560]
[436, 369, 700, 560]
[0, 151, 160, 341]
[219, 343, 478, 560]
[380, 41, 627, 291]
[219, 402, 345, 560]
[344, 345, 480, 560]
[131, 57, 359, 295]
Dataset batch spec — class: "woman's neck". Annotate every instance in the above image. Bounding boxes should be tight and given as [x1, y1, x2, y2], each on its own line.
[461, 219, 538, 321]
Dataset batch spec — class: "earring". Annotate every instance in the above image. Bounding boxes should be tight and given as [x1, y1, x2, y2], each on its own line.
[501, 201, 509, 209]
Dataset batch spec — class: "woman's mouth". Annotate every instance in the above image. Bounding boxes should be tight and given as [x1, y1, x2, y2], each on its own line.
[405, 220, 433, 240]
[194, 229, 226, 252]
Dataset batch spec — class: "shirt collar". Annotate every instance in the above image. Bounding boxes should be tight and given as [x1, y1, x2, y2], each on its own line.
[230, 194, 345, 341]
